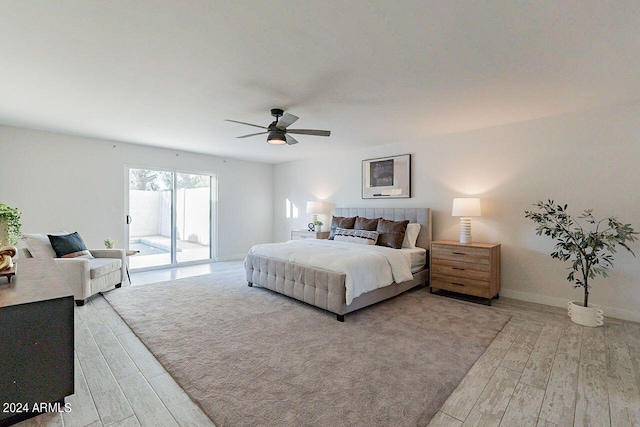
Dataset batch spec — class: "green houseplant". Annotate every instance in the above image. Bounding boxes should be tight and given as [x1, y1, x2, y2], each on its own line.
[525, 200, 637, 325]
[0, 203, 22, 245]
[104, 237, 117, 249]
[313, 220, 324, 232]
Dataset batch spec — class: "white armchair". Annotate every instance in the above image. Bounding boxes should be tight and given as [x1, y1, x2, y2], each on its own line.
[18, 232, 126, 306]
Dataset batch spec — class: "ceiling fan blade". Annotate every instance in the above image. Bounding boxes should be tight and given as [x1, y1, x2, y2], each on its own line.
[285, 134, 299, 145]
[237, 131, 268, 138]
[286, 129, 331, 137]
[276, 113, 299, 129]
[224, 119, 267, 130]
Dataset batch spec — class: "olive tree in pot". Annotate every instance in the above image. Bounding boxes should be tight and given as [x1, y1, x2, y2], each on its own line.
[525, 200, 637, 327]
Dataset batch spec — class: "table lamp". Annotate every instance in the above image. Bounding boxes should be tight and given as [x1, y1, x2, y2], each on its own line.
[306, 201, 326, 231]
[451, 198, 481, 244]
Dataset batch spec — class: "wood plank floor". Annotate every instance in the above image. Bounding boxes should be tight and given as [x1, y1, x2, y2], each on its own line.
[15, 262, 640, 427]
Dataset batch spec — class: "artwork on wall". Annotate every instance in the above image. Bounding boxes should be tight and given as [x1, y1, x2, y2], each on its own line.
[362, 154, 411, 199]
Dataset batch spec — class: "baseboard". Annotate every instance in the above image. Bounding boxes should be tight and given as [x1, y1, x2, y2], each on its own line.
[215, 254, 245, 262]
[500, 289, 640, 323]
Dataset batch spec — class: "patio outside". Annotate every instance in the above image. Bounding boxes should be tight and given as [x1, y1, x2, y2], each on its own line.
[129, 169, 212, 269]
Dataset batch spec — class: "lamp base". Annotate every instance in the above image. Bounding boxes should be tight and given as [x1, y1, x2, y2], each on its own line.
[459, 217, 472, 244]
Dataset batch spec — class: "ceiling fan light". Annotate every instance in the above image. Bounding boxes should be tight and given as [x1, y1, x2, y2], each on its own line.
[267, 130, 287, 145]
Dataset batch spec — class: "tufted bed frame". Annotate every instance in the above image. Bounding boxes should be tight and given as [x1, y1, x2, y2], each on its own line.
[245, 208, 432, 321]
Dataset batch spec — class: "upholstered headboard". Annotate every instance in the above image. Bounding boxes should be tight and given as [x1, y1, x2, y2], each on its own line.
[333, 208, 432, 250]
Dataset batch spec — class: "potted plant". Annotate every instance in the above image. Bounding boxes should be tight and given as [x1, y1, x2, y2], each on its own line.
[525, 200, 637, 326]
[104, 237, 117, 249]
[0, 203, 22, 246]
[313, 220, 324, 232]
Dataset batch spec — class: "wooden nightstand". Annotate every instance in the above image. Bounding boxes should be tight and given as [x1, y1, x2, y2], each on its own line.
[291, 230, 330, 240]
[430, 240, 501, 305]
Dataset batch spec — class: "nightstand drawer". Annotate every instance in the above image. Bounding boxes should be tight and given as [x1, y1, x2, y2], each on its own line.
[431, 244, 490, 265]
[430, 240, 501, 304]
[431, 260, 491, 281]
[431, 274, 491, 298]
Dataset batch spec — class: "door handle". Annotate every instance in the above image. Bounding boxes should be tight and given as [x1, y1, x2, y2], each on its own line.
[126, 215, 132, 225]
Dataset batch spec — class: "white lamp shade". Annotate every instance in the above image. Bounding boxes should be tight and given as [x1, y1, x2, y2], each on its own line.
[451, 198, 481, 217]
[306, 201, 326, 214]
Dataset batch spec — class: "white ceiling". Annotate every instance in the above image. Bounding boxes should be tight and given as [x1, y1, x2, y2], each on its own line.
[1, 1, 639, 164]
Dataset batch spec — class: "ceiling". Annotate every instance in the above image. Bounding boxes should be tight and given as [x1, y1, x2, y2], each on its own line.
[1, 1, 639, 164]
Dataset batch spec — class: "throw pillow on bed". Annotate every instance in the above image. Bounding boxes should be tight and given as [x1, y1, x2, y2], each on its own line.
[402, 223, 421, 249]
[376, 219, 409, 249]
[328, 215, 357, 240]
[333, 228, 379, 245]
[354, 216, 380, 231]
[48, 232, 94, 259]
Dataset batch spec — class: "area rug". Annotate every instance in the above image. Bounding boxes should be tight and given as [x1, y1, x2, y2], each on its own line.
[104, 268, 510, 427]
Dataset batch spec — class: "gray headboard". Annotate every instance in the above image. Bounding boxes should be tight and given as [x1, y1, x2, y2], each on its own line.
[333, 208, 432, 250]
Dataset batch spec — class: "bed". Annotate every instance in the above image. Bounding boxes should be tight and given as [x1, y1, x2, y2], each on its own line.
[245, 208, 432, 321]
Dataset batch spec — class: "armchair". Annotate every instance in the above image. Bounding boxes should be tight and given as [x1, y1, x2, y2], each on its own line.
[18, 232, 126, 306]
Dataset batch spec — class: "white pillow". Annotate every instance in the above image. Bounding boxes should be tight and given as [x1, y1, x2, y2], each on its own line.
[402, 223, 421, 249]
[23, 231, 68, 259]
[333, 228, 378, 245]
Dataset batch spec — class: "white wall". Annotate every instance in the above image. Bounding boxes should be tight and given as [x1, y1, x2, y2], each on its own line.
[274, 101, 640, 322]
[0, 125, 273, 261]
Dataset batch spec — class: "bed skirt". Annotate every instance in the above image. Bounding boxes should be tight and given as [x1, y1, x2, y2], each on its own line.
[245, 253, 429, 320]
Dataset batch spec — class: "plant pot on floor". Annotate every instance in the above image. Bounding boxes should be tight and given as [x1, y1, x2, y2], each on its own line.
[567, 301, 604, 327]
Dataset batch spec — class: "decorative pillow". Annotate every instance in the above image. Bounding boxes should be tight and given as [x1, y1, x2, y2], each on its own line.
[354, 216, 380, 231]
[376, 219, 410, 249]
[48, 232, 94, 259]
[23, 232, 68, 259]
[333, 228, 378, 245]
[328, 216, 357, 240]
[402, 223, 422, 249]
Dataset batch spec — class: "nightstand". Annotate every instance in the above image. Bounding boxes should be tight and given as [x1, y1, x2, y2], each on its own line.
[291, 230, 330, 240]
[430, 240, 501, 305]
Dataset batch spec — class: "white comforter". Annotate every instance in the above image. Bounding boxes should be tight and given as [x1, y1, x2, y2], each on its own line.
[247, 239, 413, 305]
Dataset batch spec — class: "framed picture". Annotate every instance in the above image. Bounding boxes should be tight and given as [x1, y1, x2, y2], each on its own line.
[362, 154, 411, 199]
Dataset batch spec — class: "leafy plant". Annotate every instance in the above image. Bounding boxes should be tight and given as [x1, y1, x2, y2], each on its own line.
[525, 200, 637, 307]
[313, 220, 324, 226]
[0, 203, 22, 245]
[104, 237, 117, 249]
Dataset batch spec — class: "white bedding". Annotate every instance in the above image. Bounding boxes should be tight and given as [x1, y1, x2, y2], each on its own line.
[247, 239, 414, 305]
[402, 247, 427, 273]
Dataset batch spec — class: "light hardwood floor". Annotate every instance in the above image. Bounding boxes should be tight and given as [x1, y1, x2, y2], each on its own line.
[15, 262, 640, 427]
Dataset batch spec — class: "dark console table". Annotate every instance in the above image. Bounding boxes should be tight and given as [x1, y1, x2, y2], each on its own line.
[0, 258, 74, 426]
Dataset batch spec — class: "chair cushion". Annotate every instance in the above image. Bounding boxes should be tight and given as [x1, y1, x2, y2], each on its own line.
[89, 258, 122, 279]
[48, 232, 94, 259]
[22, 232, 68, 259]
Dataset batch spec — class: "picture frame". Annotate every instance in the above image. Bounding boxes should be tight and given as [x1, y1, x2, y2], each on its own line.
[362, 154, 411, 199]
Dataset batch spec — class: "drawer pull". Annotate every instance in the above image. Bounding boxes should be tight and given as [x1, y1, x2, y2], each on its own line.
[452, 267, 465, 271]
[452, 252, 466, 255]
[452, 282, 465, 287]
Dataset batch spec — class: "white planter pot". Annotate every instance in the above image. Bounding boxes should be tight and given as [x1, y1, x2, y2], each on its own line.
[567, 301, 604, 327]
[0, 220, 8, 246]
[315, 226, 322, 233]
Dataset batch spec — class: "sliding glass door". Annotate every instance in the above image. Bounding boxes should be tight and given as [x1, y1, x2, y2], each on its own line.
[127, 167, 215, 270]
[175, 172, 212, 263]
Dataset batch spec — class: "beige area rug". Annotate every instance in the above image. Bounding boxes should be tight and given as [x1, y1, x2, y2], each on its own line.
[104, 268, 510, 427]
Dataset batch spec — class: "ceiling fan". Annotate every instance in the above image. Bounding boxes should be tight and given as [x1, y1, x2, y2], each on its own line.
[225, 108, 331, 145]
